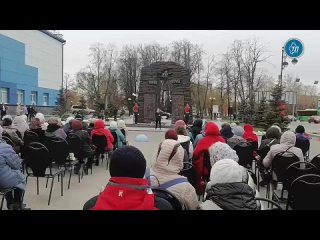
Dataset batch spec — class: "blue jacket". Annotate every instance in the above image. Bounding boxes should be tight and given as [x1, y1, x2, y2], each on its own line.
[0, 140, 26, 190]
[109, 128, 125, 148]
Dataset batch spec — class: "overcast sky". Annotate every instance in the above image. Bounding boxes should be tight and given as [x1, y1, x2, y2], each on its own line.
[60, 30, 320, 88]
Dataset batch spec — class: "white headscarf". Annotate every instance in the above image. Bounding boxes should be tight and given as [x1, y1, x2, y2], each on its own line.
[12, 116, 29, 138]
[209, 142, 239, 166]
[210, 159, 246, 185]
[117, 119, 126, 129]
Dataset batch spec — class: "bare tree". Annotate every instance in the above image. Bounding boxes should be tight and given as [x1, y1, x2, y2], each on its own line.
[138, 42, 170, 66]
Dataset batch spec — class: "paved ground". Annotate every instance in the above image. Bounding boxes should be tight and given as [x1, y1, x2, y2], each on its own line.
[7, 120, 320, 210]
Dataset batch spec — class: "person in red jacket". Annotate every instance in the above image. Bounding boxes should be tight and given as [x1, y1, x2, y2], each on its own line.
[85, 146, 157, 210]
[193, 122, 225, 195]
[90, 119, 114, 165]
[133, 103, 139, 124]
[184, 104, 191, 124]
[243, 124, 258, 142]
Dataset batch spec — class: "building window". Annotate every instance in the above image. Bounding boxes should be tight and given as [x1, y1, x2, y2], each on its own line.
[0, 88, 9, 104]
[17, 90, 25, 104]
[43, 93, 49, 106]
[31, 91, 37, 105]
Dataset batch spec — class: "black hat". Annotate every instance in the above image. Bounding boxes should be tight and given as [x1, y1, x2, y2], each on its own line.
[109, 146, 146, 178]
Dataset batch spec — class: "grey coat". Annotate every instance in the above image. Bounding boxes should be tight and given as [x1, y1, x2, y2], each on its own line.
[0, 140, 26, 190]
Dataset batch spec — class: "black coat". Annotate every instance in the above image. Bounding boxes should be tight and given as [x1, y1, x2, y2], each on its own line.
[205, 182, 258, 210]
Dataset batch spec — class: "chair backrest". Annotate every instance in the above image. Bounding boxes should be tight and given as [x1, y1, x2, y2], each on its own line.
[203, 150, 211, 182]
[120, 129, 126, 138]
[151, 188, 183, 210]
[234, 142, 254, 168]
[290, 174, 320, 210]
[25, 142, 51, 177]
[255, 197, 282, 210]
[92, 134, 107, 154]
[111, 131, 118, 150]
[272, 151, 300, 182]
[179, 162, 197, 189]
[23, 130, 40, 146]
[285, 162, 319, 190]
[311, 154, 320, 169]
[295, 139, 310, 156]
[67, 133, 84, 160]
[2, 136, 15, 148]
[44, 137, 69, 166]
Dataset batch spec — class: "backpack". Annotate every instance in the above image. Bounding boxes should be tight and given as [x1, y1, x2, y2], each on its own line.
[180, 140, 191, 161]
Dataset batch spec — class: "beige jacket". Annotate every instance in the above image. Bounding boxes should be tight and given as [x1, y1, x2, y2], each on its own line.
[150, 139, 199, 210]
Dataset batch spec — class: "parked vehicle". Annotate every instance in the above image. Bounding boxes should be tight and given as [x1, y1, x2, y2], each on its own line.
[309, 116, 320, 124]
[70, 105, 95, 115]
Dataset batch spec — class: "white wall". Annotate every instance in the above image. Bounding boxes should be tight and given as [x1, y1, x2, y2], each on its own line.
[0, 30, 63, 90]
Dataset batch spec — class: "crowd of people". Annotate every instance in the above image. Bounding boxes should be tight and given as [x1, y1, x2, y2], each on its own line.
[0, 109, 313, 210]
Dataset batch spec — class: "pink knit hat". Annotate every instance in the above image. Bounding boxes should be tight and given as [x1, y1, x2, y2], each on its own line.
[175, 120, 186, 129]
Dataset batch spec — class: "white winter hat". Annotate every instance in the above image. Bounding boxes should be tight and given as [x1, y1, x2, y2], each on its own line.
[210, 159, 246, 185]
[209, 142, 239, 166]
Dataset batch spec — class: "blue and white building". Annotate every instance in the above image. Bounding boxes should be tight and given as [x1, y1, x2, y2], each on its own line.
[0, 30, 65, 112]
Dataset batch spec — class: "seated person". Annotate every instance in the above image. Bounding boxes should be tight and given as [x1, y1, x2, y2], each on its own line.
[199, 159, 258, 210]
[0, 126, 28, 210]
[261, 131, 304, 181]
[149, 139, 199, 210]
[84, 146, 157, 210]
[12, 115, 29, 139]
[45, 117, 67, 140]
[227, 126, 248, 149]
[1, 115, 23, 153]
[295, 125, 311, 157]
[109, 121, 125, 149]
[117, 120, 128, 145]
[29, 118, 46, 142]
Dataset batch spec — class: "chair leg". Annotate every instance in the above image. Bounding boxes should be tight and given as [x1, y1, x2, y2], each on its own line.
[1, 195, 5, 210]
[37, 177, 39, 195]
[61, 173, 63, 196]
[46, 176, 49, 188]
[257, 170, 260, 192]
[68, 167, 72, 190]
[58, 174, 60, 182]
[48, 177, 54, 206]
[26, 175, 29, 184]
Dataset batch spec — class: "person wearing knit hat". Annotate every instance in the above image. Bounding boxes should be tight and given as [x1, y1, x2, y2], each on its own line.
[117, 119, 128, 145]
[227, 126, 248, 149]
[257, 126, 281, 161]
[35, 112, 48, 130]
[230, 122, 237, 129]
[150, 139, 199, 210]
[63, 116, 74, 135]
[45, 117, 67, 140]
[87, 146, 157, 210]
[175, 120, 186, 129]
[165, 129, 178, 140]
[295, 125, 310, 141]
[28, 118, 45, 142]
[199, 159, 258, 210]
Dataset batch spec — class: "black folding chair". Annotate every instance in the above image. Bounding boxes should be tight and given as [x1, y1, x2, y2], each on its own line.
[234, 142, 254, 169]
[67, 133, 92, 181]
[111, 131, 118, 150]
[151, 188, 184, 210]
[311, 154, 320, 169]
[92, 134, 109, 168]
[295, 138, 310, 160]
[179, 162, 197, 189]
[24, 142, 64, 205]
[0, 188, 15, 210]
[44, 137, 77, 190]
[287, 174, 320, 210]
[270, 152, 300, 203]
[255, 197, 282, 210]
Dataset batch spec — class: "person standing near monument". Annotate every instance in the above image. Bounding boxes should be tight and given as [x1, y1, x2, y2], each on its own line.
[1, 103, 8, 120]
[155, 108, 162, 130]
[184, 104, 191, 125]
[133, 103, 139, 124]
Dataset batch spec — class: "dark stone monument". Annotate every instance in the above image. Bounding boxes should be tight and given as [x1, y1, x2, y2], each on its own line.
[137, 62, 191, 123]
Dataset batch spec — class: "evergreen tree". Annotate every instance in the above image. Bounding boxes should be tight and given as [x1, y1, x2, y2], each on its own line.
[265, 84, 288, 131]
[55, 87, 66, 117]
[238, 100, 247, 123]
[254, 97, 268, 129]
[79, 95, 87, 109]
